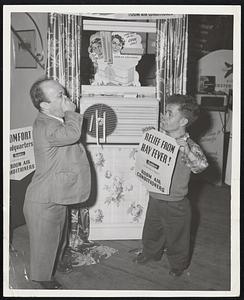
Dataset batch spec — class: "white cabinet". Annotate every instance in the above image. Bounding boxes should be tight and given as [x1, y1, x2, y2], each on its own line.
[79, 96, 158, 240]
[87, 144, 149, 240]
[80, 96, 159, 144]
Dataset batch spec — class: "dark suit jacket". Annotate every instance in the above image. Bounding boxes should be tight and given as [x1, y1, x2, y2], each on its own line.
[25, 111, 91, 205]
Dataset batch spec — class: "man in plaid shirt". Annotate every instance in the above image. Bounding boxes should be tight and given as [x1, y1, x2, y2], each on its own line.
[135, 94, 208, 277]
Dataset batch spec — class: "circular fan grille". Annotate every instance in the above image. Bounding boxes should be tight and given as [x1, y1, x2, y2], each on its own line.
[83, 103, 117, 138]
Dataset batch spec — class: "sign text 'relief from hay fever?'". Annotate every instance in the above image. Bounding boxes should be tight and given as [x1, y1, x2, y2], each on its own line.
[135, 129, 179, 194]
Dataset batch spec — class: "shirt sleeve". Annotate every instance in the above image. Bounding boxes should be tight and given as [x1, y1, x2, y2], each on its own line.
[181, 140, 209, 174]
[46, 111, 84, 147]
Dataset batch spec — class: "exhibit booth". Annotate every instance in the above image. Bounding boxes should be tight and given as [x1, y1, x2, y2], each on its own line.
[10, 13, 232, 243]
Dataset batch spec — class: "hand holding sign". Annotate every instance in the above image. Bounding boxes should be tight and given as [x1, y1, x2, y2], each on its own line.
[176, 137, 190, 154]
[135, 129, 179, 194]
[142, 126, 155, 133]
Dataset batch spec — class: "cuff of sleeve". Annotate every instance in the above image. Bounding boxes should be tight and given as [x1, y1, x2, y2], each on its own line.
[64, 111, 83, 122]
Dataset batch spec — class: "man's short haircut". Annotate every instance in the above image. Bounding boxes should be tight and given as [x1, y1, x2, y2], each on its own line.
[166, 94, 200, 127]
[30, 78, 53, 111]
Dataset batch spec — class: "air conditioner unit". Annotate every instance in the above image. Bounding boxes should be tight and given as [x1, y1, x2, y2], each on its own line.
[196, 94, 228, 111]
[80, 96, 159, 144]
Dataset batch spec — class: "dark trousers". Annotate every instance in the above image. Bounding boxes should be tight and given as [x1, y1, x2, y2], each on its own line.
[142, 195, 191, 270]
[23, 201, 68, 281]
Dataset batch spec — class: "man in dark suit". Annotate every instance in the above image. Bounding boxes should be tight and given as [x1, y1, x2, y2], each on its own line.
[23, 78, 91, 289]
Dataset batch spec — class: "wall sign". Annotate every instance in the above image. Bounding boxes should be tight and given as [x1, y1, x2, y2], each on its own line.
[135, 129, 179, 194]
[10, 126, 35, 180]
[197, 50, 233, 95]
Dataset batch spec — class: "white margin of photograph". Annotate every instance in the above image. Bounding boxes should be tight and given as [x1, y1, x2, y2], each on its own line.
[3, 4, 241, 298]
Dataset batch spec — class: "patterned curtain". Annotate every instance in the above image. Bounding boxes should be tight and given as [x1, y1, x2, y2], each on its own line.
[46, 13, 82, 107]
[46, 13, 90, 251]
[156, 15, 188, 116]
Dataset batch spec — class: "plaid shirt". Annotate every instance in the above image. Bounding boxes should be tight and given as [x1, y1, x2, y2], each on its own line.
[143, 126, 208, 174]
[175, 132, 208, 174]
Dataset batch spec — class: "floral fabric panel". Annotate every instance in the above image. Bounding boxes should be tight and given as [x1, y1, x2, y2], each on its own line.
[88, 146, 149, 227]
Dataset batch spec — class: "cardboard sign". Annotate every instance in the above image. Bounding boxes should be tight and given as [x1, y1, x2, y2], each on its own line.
[135, 129, 179, 194]
[10, 126, 35, 180]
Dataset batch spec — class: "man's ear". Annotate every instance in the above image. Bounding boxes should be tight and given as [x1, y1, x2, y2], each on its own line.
[180, 117, 188, 127]
[40, 101, 49, 112]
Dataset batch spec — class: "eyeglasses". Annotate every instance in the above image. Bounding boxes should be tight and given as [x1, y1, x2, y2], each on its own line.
[59, 91, 69, 99]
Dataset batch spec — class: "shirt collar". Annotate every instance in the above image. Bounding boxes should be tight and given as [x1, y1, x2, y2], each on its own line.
[43, 112, 64, 123]
[176, 132, 190, 140]
[161, 130, 189, 140]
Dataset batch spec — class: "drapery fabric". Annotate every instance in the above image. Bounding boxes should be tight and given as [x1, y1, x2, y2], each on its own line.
[156, 15, 188, 115]
[46, 13, 90, 251]
[46, 13, 82, 107]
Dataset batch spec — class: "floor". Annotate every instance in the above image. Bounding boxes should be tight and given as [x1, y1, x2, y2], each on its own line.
[9, 181, 231, 291]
